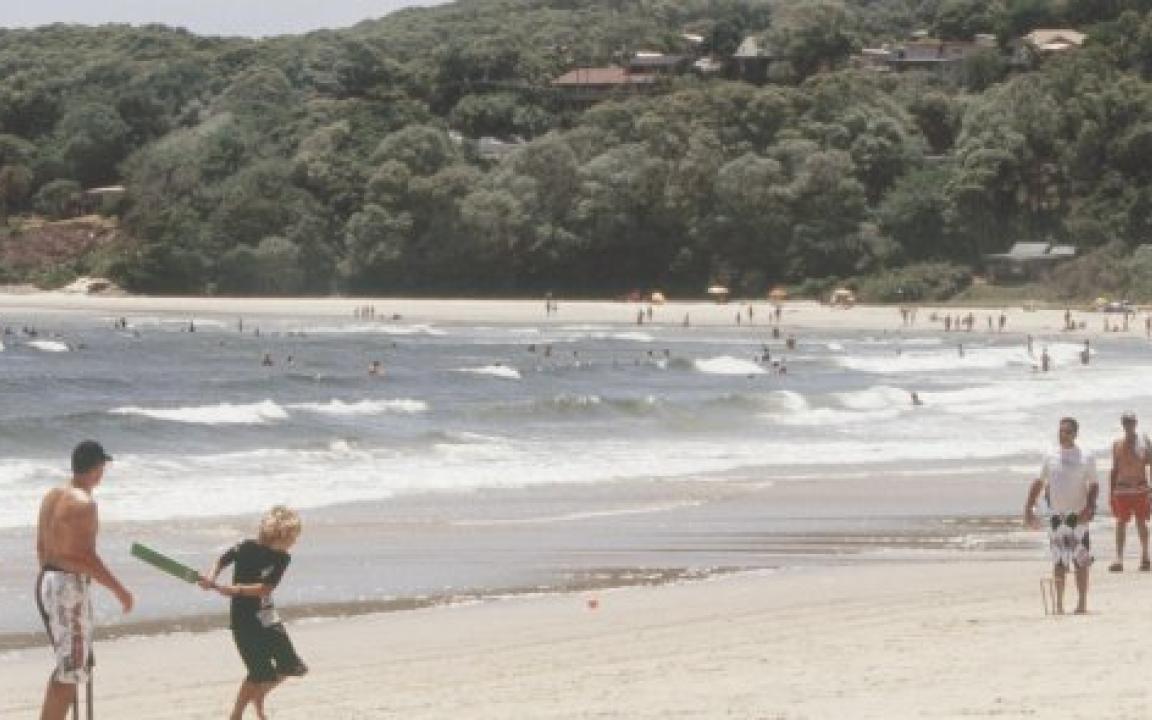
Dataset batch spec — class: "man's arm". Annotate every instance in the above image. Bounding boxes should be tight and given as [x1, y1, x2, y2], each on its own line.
[1110, 441, 1119, 492]
[62, 501, 133, 612]
[35, 492, 53, 568]
[1024, 478, 1044, 528]
[1083, 481, 1100, 523]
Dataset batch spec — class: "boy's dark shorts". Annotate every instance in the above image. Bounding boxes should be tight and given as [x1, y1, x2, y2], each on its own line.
[232, 622, 308, 683]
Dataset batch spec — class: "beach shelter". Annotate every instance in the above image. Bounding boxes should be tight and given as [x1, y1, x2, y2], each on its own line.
[707, 285, 730, 303]
[830, 288, 856, 307]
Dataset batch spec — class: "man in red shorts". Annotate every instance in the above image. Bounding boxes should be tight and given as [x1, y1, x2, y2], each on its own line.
[1109, 412, 1151, 572]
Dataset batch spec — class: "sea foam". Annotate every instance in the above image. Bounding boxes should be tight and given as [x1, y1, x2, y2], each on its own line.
[110, 400, 289, 424]
[455, 365, 522, 380]
[694, 356, 766, 375]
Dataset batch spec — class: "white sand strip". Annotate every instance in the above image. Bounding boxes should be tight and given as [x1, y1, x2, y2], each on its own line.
[0, 293, 1132, 338]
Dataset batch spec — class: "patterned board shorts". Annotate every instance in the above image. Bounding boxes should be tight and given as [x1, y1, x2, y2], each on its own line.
[36, 570, 92, 684]
[1049, 514, 1093, 570]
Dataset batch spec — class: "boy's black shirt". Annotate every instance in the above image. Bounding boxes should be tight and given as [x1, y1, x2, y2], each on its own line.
[217, 539, 291, 627]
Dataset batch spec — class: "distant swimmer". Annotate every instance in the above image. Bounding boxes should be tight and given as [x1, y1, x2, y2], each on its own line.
[1027, 334, 1034, 356]
[958, 343, 964, 358]
[368, 360, 383, 376]
[785, 334, 796, 350]
[188, 320, 196, 333]
[261, 353, 274, 367]
[910, 392, 923, 406]
[683, 314, 690, 327]
[772, 327, 780, 339]
[286, 355, 294, 366]
[1080, 340, 1091, 366]
[1041, 348, 1051, 372]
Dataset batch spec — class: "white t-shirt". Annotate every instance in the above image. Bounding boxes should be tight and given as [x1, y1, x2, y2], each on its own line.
[1040, 446, 1097, 513]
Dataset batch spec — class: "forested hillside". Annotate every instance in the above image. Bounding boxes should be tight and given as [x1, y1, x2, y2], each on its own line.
[4, 0, 1152, 298]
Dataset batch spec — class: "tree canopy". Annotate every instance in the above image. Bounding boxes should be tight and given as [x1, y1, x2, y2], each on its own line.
[3, 1, 1152, 296]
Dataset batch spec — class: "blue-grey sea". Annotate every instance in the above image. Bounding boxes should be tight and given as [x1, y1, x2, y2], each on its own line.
[0, 305, 1142, 639]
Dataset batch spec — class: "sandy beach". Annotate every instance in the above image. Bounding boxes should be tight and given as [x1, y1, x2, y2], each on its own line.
[3, 557, 1151, 719]
[0, 291, 1135, 338]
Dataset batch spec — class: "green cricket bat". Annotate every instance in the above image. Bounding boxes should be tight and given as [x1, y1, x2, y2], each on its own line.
[130, 542, 201, 584]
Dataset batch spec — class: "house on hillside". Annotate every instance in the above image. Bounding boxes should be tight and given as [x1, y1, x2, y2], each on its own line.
[883, 37, 993, 73]
[551, 67, 660, 105]
[627, 51, 690, 76]
[851, 47, 895, 72]
[78, 185, 126, 216]
[1012, 29, 1087, 67]
[732, 36, 786, 83]
[984, 241, 1077, 282]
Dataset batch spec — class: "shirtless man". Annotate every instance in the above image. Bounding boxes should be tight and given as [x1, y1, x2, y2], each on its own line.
[36, 440, 133, 720]
[1109, 412, 1151, 572]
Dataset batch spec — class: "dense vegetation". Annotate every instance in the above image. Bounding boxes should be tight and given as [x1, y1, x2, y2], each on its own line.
[5, 0, 1152, 297]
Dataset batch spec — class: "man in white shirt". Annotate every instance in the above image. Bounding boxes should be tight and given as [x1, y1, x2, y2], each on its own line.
[1024, 417, 1100, 614]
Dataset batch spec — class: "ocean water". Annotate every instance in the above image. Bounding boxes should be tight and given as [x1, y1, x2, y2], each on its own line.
[0, 309, 1145, 635]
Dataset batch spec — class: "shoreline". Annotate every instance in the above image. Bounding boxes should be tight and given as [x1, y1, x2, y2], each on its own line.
[0, 468, 1033, 639]
[0, 565, 727, 653]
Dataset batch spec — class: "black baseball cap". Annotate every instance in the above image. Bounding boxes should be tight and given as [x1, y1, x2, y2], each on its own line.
[1122, 411, 1138, 423]
[72, 440, 112, 474]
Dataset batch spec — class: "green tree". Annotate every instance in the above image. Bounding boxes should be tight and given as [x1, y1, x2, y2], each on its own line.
[56, 103, 131, 186]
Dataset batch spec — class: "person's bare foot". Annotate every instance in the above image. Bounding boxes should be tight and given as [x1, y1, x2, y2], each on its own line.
[1074, 605, 1088, 614]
